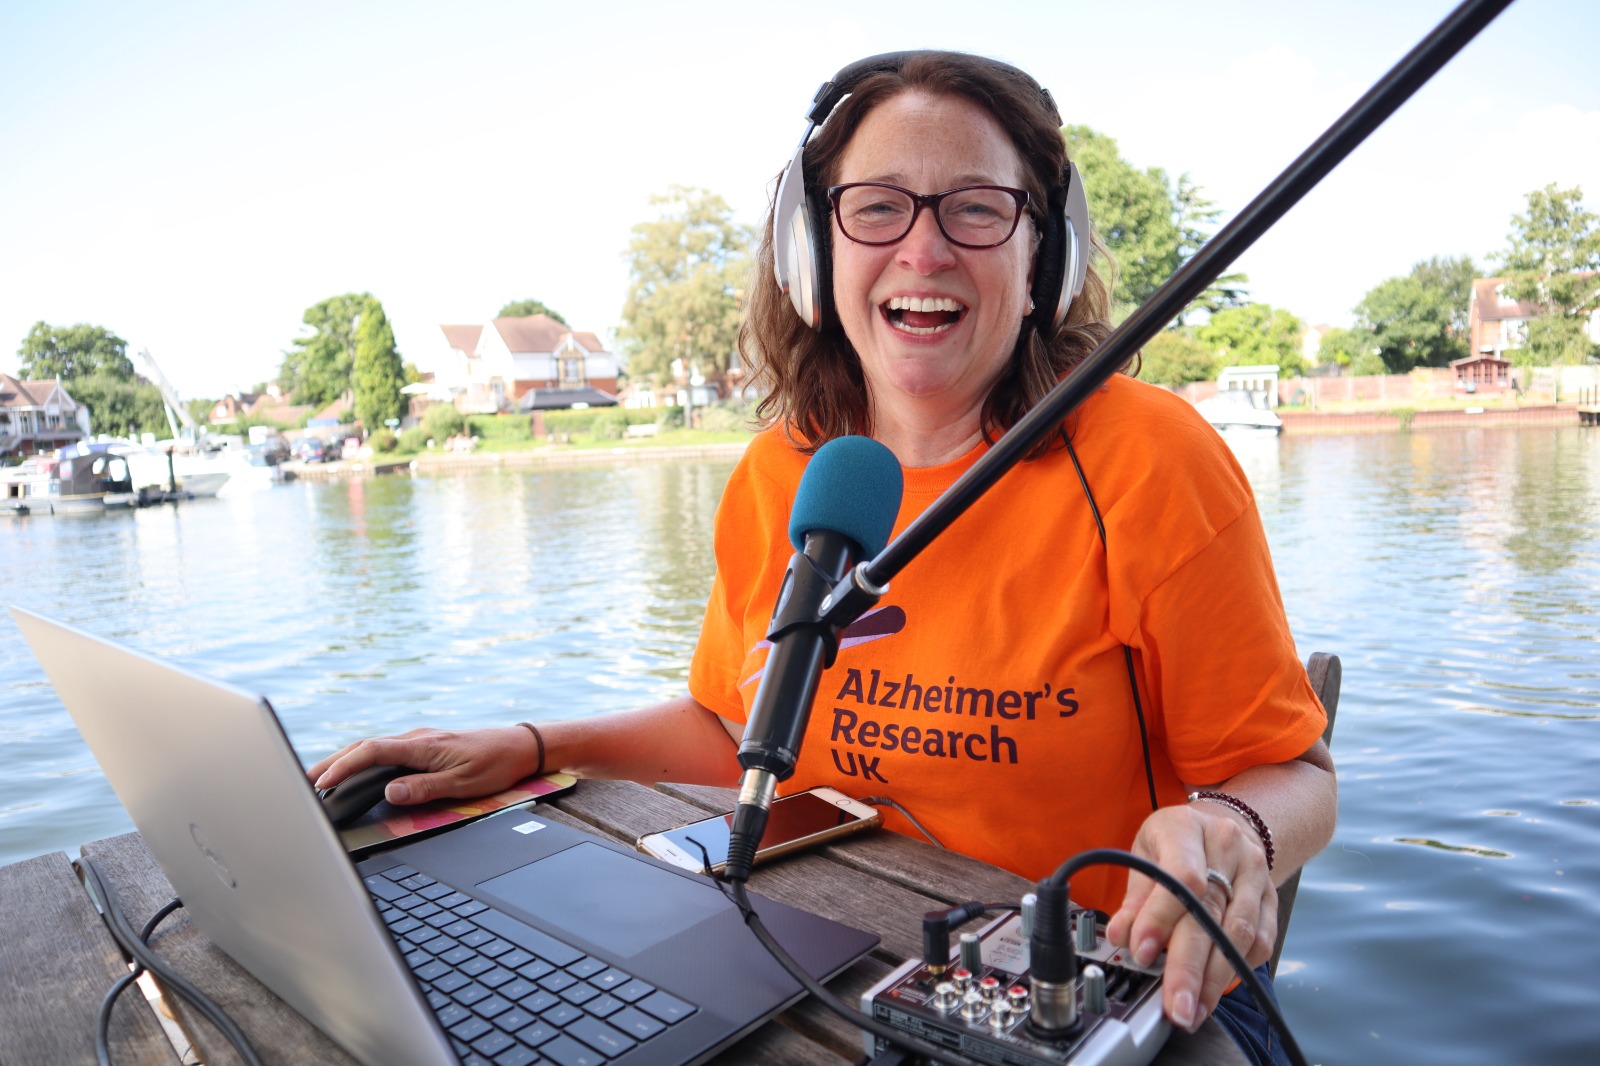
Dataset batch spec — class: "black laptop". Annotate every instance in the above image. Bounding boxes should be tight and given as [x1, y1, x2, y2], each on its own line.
[12, 606, 878, 1066]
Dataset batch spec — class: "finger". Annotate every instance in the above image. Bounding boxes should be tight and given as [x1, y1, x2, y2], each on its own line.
[1125, 837, 1210, 968]
[311, 736, 432, 789]
[1106, 871, 1158, 948]
[1159, 876, 1230, 1031]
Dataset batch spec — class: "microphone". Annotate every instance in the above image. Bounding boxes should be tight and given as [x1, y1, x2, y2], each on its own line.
[725, 435, 902, 881]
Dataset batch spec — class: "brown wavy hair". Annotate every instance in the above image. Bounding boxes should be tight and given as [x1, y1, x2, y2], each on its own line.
[740, 51, 1115, 454]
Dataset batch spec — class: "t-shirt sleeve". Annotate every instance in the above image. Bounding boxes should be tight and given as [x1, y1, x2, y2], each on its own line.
[1135, 502, 1328, 784]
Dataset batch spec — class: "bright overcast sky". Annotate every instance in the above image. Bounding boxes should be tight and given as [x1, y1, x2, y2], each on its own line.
[2, 0, 1596, 398]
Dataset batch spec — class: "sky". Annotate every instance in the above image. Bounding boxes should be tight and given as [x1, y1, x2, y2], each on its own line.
[2, 0, 1597, 399]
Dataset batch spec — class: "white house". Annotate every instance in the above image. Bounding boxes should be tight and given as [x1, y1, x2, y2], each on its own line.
[438, 315, 619, 414]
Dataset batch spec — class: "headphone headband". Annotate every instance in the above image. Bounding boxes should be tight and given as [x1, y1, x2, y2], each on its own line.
[772, 51, 1090, 333]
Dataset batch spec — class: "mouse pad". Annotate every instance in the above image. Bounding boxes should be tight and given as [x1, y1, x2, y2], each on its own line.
[336, 771, 577, 858]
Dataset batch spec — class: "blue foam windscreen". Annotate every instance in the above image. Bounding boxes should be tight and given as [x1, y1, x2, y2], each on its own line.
[788, 436, 904, 559]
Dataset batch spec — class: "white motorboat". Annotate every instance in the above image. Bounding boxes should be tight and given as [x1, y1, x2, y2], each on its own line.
[1196, 392, 1283, 436]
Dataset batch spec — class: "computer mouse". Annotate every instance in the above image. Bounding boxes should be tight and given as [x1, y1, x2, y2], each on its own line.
[317, 764, 413, 827]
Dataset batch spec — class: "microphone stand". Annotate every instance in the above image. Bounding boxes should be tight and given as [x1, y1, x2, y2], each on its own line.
[821, 0, 1515, 628]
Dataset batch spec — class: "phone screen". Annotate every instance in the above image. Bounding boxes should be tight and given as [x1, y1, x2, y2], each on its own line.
[655, 792, 866, 868]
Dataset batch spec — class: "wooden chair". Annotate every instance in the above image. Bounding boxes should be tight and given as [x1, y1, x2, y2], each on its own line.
[1266, 651, 1340, 977]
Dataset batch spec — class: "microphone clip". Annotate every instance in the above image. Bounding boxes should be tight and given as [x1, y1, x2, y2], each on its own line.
[765, 551, 846, 669]
[819, 561, 889, 632]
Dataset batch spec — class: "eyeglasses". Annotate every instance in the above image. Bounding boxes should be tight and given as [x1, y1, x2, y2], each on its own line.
[827, 182, 1030, 249]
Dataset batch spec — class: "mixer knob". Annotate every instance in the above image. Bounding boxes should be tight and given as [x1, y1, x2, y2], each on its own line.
[933, 981, 960, 1012]
[1075, 911, 1098, 953]
[1082, 964, 1107, 1015]
[959, 932, 983, 974]
[959, 989, 987, 1021]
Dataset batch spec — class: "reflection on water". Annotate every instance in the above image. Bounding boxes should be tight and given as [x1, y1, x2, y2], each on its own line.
[5, 429, 1600, 1065]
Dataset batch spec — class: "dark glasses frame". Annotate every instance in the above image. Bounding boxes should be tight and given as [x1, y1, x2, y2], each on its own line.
[826, 182, 1031, 249]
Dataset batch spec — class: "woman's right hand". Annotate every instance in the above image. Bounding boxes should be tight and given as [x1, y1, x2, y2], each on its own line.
[306, 726, 541, 806]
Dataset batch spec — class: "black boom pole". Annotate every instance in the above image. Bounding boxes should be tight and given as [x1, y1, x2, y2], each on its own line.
[853, 0, 1516, 594]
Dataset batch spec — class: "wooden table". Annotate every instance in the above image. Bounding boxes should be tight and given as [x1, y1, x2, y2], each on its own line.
[0, 779, 1247, 1065]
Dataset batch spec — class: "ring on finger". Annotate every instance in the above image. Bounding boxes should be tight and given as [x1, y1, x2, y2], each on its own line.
[1205, 868, 1234, 905]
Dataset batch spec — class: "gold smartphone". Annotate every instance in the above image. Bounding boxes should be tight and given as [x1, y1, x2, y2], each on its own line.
[636, 786, 882, 874]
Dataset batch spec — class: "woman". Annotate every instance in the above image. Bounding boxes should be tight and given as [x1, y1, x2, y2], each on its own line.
[311, 52, 1335, 1062]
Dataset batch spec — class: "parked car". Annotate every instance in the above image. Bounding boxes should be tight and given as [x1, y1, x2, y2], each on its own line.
[293, 437, 335, 463]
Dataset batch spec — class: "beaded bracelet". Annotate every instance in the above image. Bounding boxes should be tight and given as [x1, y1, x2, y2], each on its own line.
[517, 722, 546, 778]
[1188, 790, 1275, 871]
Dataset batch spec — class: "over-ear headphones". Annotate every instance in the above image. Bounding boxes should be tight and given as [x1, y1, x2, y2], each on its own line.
[772, 51, 1091, 334]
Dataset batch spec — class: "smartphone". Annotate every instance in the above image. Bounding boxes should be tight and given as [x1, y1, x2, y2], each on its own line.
[636, 786, 881, 874]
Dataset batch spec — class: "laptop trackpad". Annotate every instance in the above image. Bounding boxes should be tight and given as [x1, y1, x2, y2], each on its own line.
[476, 842, 728, 960]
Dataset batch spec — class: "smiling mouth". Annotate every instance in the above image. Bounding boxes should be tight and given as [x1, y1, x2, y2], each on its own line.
[882, 295, 967, 336]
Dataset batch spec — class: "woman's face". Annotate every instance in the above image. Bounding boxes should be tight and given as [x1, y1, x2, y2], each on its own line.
[830, 91, 1035, 426]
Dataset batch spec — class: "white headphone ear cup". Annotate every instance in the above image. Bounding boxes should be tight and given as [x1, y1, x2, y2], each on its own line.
[773, 148, 824, 329]
[1062, 161, 1091, 305]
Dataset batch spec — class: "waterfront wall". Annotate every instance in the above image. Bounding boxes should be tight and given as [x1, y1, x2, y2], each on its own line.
[1279, 404, 1577, 435]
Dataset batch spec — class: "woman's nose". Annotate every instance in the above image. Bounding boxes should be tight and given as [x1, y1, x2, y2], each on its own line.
[895, 206, 958, 274]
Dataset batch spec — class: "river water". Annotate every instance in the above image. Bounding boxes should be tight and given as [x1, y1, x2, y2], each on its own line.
[3, 428, 1597, 1064]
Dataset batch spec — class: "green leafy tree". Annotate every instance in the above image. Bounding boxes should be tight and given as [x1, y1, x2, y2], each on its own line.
[1064, 126, 1181, 315]
[1175, 175, 1249, 316]
[1317, 326, 1380, 373]
[1494, 184, 1600, 366]
[65, 373, 168, 437]
[279, 293, 370, 408]
[619, 186, 754, 383]
[1062, 129, 1246, 324]
[353, 298, 404, 433]
[1138, 329, 1217, 387]
[1196, 304, 1307, 375]
[497, 299, 567, 324]
[17, 322, 135, 381]
[1352, 255, 1476, 372]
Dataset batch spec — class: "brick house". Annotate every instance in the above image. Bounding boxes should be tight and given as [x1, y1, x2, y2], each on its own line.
[0, 374, 91, 456]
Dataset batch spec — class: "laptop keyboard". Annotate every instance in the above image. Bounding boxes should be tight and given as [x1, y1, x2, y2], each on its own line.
[366, 864, 699, 1066]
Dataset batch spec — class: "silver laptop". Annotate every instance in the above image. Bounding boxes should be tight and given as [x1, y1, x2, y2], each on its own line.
[12, 606, 877, 1066]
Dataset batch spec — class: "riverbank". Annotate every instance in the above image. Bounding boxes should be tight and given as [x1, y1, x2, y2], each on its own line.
[287, 440, 751, 480]
[283, 397, 1596, 481]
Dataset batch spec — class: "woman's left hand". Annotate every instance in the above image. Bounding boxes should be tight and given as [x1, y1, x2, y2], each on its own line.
[1104, 802, 1276, 1033]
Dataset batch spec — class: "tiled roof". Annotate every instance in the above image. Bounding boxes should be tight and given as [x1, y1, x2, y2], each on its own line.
[492, 314, 570, 353]
[1, 375, 75, 410]
[442, 324, 483, 355]
[1472, 278, 1545, 322]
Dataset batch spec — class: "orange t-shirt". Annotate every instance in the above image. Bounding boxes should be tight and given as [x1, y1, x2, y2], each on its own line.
[689, 375, 1326, 913]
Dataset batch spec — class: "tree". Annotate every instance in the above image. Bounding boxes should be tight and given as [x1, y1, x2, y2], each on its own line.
[279, 293, 370, 408]
[1196, 304, 1307, 375]
[1138, 329, 1217, 387]
[1494, 184, 1600, 366]
[17, 322, 135, 381]
[497, 299, 567, 324]
[1352, 255, 1476, 373]
[353, 297, 405, 433]
[618, 186, 754, 383]
[64, 372, 168, 437]
[1064, 126, 1180, 315]
[1317, 326, 1382, 374]
[1175, 175, 1249, 317]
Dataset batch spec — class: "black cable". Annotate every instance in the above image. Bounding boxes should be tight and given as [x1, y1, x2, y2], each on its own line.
[78, 855, 266, 1066]
[94, 897, 186, 1066]
[722, 877, 984, 1066]
[1048, 849, 1309, 1066]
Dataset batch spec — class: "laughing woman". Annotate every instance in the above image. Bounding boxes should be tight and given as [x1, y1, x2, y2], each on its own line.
[312, 51, 1335, 1065]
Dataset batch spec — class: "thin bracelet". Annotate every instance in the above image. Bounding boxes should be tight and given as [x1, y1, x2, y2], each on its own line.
[1188, 790, 1275, 871]
[518, 722, 546, 778]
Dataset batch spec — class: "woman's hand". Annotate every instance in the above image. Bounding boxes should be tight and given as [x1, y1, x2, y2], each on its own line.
[306, 726, 540, 806]
[1104, 802, 1276, 1033]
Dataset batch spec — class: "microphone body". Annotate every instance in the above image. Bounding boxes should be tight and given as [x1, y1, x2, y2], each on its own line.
[724, 435, 902, 881]
[736, 530, 855, 780]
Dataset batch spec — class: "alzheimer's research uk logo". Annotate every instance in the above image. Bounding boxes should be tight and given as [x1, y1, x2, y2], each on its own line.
[738, 605, 907, 689]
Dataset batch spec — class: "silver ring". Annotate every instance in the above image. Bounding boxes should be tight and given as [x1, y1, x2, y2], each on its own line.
[1205, 868, 1234, 904]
